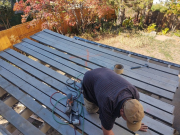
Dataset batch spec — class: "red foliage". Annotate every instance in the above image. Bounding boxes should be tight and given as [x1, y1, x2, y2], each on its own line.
[13, 0, 114, 33]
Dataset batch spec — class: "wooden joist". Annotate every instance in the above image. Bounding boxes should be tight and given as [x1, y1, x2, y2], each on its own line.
[0, 100, 45, 135]
[0, 30, 178, 135]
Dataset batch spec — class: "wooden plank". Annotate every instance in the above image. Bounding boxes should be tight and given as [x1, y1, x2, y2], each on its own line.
[0, 125, 12, 135]
[23, 38, 179, 87]
[0, 100, 45, 135]
[0, 88, 34, 133]
[30, 34, 177, 92]
[16, 40, 175, 99]
[18, 42, 89, 74]
[40, 123, 51, 133]
[116, 118, 159, 135]
[13, 44, 84, 80]
[0, 78, 82, 135]
[43, 29, 180, 75]
[22, 38, 100, 69]
[6, 109, 33, 133]
[139, 93, 174, 114]
[33, 32, 179, 87]
[31, 34, 178, 92]
[0, 51, 175, 124]
[4, 49, 175, 114]
[0, 55, 174, 135]
[0, 87, 7, 97]
[0, 62, 131, 135]
[4, 97, 18, 107]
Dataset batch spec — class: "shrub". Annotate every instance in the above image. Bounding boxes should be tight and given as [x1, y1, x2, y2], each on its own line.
[151, 4, 168, 13]
[162, 28, 169, 35]
[147, 23, 156, 33]
[122, 17, 134, 28]
[174, 30, 180, 37]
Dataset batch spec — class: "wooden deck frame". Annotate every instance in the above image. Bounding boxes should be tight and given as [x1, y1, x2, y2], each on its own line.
[0, 30, 178, 135]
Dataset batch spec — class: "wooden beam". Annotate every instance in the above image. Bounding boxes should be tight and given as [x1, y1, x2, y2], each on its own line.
[0, 87, 7, 97]
[40, 123, 51, 133]
[6, 108, 33, 133]
[4, 96, 18, 107]
[0, 88, 34, 133]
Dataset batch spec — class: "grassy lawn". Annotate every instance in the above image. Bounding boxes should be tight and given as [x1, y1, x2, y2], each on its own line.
[79, 30, 180, 65]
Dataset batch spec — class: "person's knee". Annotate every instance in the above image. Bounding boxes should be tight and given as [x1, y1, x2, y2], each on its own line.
[84, 98, 99, 114]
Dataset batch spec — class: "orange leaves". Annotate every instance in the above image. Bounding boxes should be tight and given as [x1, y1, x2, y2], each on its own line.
[16, 0, 114, 33]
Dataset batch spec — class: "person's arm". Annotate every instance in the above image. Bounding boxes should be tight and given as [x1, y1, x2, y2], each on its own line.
[102, 126, 114, 135]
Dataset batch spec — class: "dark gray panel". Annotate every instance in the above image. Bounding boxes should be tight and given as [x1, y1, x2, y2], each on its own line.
[43, 29, 179, 75]
[0, 100, 45, 135]
[0, 77, 82, 135]
[22, 38, 100, 70]
[14, 44, 84, 80]
[9, 42, 174, 113]
[32, 33, 177, 92]
[0, 51, 174, 124]
[0, 60, 131, 135]
[139, 92, 174, 113]
[0, 55, 173, 135]
[19, 38, 175, 99]
[32, 32, 179, 87]
[0, 125, 12, 135]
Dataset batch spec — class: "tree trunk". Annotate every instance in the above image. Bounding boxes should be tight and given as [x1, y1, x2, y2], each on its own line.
[133, 10, 139, 22]
[144, 1, 153, 25]
[116, 0, 125, 26]
[116, 7, 125, 26]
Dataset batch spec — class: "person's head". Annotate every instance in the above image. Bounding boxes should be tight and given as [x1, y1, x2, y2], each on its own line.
[120, 99, 144, 132]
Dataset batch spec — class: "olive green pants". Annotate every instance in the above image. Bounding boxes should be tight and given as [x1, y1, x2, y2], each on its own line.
[84, 98, 99, 114]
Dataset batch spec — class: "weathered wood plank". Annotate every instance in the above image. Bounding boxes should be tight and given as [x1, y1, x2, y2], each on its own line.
[0, 77, 82, 135]
[6, 108, 33, 133]
[23, 37, 178, 87]
[4, 49, 175, 114]
[31, 34, 177, 92]
[22, 38, 100, 69]
[0, 100, 45, 135]
[0, 125, 12, 135]
[0, 60, 132, 135]
[0, 51, 174, 124]
[17, 40, 175, 99]
[43, 29, 180, 75]
[33, 32, 179, 87]
[0, 55, 174, 135]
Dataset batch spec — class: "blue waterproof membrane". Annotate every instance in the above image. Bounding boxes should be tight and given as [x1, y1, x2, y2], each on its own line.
[74, 36, 180, 68]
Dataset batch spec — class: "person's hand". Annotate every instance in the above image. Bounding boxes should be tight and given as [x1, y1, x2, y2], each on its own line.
[139, 123, 148, 132]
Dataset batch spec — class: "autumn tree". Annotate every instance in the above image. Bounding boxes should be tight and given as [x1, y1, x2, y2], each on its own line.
[13, 0, 112, 34]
